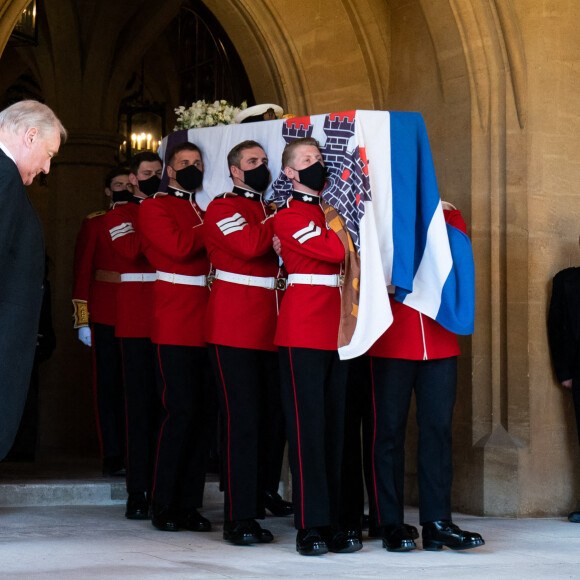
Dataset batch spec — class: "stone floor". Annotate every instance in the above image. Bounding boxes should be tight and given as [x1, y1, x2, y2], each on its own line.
[1, 456, 580, 579]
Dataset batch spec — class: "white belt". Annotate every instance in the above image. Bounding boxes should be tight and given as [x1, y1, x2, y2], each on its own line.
[157, 271, 207, 286]
[120, 273, 157, 282]
[214, 269, 281, 290]
[287, 273, 344, 287]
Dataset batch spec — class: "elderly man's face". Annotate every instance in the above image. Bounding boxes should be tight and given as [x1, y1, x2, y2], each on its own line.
[19, 128, 61, 186]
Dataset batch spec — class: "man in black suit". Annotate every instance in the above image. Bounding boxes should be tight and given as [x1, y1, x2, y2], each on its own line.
[548, 259, 580, 522]
[0, 100, 66, 460]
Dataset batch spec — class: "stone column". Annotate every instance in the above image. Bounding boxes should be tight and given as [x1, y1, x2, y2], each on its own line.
[29, 130, 122, 454]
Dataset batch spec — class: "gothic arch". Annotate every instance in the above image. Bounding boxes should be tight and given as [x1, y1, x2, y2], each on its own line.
[1, 0, 568, 519]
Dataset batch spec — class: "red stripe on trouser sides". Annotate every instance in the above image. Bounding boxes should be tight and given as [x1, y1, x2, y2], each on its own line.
[120, 339, 130, 490]
[288, 347, 306, 529]
[90, 326, 104, 456]
[215, 345, 233, 521]
[151, 344, 170, 502]
[369, 357, 381, 525]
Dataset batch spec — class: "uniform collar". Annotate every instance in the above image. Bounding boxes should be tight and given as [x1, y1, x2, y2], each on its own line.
[233, 186, 263, 202]
[0, 141, 15, 164]
[291, 190, 320, 205]
[167, 186, 195, 202]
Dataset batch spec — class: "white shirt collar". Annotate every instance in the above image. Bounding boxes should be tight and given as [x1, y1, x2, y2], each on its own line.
[0, 140, 16, 164]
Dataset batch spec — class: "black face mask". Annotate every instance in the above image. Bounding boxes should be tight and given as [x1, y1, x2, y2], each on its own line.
[295, 161, 327, 192]
[137, 175, 161, 197]
[243, 163, 270, 193]
[173, 164, 203, 192]
[112, 189, 134, 203]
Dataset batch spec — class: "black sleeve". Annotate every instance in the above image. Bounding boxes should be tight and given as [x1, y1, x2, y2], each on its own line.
[548, 269, 579, 382]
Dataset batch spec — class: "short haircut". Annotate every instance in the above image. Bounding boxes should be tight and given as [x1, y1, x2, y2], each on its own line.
[129, 151, 161, 175]
[105, 166, 130, 189]
[281, 137, 321, 170]
[0, 99, 67, 142]
[166, 142, 202, 167]
[227, 140, 265, 170]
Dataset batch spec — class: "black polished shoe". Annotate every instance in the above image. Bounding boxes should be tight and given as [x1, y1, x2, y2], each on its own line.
[249, 519, 274, 543]
[125, 492, 149, 520]
[369, 522, 417, 540]
[265, 491, 293, 517]
[326, 529, 363, 553]
[381, 523, 417, 552]
[296, 528, 328, 556]
[223, 519, 260, 545]
[103, 456, 126, 477]
[568, 511, 580, 523]
[422, 520, 485, 551]
[405, 523, 420, 540]
[151, 504, 180, 532]
[345, 527, 363, 544]
[180, 508, 211, 532]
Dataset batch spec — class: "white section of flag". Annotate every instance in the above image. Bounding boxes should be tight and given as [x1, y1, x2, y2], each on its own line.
[338, 111, 394, 360]
[400, 199, 452, 318]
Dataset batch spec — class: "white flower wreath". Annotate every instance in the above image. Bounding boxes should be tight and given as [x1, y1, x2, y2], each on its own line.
[174, 99, 248, 130]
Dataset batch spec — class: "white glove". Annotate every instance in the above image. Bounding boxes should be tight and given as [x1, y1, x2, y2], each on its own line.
[78, 326, 92, 347]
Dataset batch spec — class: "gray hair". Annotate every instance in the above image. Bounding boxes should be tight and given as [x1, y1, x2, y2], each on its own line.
[0, 100, 67, 143]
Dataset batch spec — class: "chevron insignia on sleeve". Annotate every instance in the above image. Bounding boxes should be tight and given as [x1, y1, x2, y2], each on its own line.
[292, 221, 322, 244]
[217, 213, 248, 236]
[109, 222, 135, 241]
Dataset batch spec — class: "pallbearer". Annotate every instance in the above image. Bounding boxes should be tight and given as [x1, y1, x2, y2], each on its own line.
[139, 142, 213, 533]
[273, 138, 361, 556]
[205, 140, 289, 546]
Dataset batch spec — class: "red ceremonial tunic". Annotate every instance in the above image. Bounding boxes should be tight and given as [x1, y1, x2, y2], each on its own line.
[273, 194, 345, 350]
[204, 189, 280, 351]
[138, 190, 210, 347]
[368, 208, 467, 360]
[104, 200, 154, 338]
[72, 211, 121, 327]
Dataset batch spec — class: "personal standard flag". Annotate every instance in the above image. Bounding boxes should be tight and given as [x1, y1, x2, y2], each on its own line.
[158, 110, 475, 359]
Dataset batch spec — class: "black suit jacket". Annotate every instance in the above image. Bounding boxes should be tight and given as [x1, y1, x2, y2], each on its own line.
[547, 267, 580, 383]
[0, 148, 45, 459]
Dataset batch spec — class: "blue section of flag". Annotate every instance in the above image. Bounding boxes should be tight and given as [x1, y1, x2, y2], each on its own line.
[390, 111, 440, 294]
[390, 112, 475, 335]
[435, 223, 475, 335]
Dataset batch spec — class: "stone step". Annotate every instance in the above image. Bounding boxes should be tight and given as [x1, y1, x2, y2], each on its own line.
[0, 456, 222, 508]
[0, 478, 223, 508]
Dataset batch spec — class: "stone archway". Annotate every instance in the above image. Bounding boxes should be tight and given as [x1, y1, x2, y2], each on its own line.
[0, 0, 575, 518]
[0, 0, 29, 54]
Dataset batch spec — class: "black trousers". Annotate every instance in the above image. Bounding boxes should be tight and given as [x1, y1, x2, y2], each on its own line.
[368, 356, 457, 526]
[152, 344, 214, 509]
[570, 358, 580, 447]
[278, 346, 349, 530]
[208, 344, 284, 522]
[340, 355, 374, 528]
[120, 337, 158, 494]
[92, 323, 125, 460]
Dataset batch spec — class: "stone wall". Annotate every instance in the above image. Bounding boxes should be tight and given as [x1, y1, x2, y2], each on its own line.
[0, 0, 578, 516]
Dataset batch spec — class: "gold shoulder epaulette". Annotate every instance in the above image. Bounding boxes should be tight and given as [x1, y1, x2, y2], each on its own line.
[87, 210, 106, 219]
